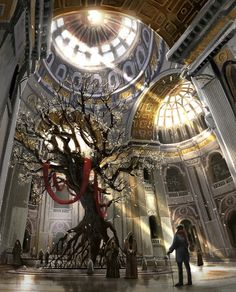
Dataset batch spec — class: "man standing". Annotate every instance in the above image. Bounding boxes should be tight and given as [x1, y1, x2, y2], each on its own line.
[167, 224, 192, 287]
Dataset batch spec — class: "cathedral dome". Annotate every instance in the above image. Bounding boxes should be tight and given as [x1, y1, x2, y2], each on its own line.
[36, 10, 162, 99]
[156, 81, 208, 144]
[51, 10, 139, 71]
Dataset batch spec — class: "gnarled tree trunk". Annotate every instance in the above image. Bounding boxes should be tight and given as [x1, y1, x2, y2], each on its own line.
[50, 185, 118, 268]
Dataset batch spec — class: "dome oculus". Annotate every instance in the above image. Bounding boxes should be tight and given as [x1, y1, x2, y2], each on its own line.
[51, 11, 139, 70]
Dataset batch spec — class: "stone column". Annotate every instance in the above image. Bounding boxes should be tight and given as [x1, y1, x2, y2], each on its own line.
[191, 64, 236, 185]
[152, 168, 173, 253]
[185, 157, 230, 257]
[116, 172, 153, 256]
[136, 173, 153, 256]
[0, 164, 31, 254]
[37, 194, 51, 252]
[0, 75, 27, 214]
[113, 173, 128, 247]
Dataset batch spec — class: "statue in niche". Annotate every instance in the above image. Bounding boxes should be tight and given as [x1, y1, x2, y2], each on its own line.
[105, 237, 120, 278]
[124, 232, 138, 279]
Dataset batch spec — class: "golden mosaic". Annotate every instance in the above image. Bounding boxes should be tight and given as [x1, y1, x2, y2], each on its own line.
[131, 74, 180, 140]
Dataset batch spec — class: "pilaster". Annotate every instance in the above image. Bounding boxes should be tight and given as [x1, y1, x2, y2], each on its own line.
[152, 168, 173, 253]
[192, 65, 236, 186]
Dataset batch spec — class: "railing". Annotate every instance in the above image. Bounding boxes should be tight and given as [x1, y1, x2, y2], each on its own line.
[168, 191, 188, 197]
[212, 176, 233, 189]
[52, 208, 71, 213]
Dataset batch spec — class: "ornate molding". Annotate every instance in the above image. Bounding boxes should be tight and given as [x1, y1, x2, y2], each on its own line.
[218, 193, 236, 220]
[171, 204, 198, 221]
[167, 0, 236, 64]
[53, 0, 208, 48]
[185, 158, 201, 166]
[131, 73, 180, 140]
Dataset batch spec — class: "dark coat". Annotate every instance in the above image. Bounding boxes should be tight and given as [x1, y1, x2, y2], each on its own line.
[124, 232, 138, 279]
[12, 240, 22, 266]
[105, 239, 120, 278]
[168, 230, 190, 263]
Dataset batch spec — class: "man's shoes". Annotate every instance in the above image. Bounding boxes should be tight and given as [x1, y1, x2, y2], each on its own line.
[185, 282, 192, 286]
[175, 283, 183, 287]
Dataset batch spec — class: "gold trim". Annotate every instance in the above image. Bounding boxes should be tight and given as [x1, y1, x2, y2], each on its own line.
[185, 7, 236, 65]
[164, 134, 216, 157]
[131, 74, 180, 140]
[53, 0, 208, 48]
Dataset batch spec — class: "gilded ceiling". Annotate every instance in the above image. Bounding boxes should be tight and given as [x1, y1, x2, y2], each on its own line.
[37, 0, 212, 146]
[131, 74, 180, 140]
[53, 0, 208, 48]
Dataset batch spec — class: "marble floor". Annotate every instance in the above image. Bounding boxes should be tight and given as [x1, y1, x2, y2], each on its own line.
[0, 263, 236, 292]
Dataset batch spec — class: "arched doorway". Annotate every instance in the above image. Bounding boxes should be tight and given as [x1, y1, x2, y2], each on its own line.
[52, 232, 65, 254]
[23, 229, 31, 253]
[227, 211, 236, 248]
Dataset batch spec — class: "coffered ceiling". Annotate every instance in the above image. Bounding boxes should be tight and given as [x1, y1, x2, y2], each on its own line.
[53, 0, 208, 48]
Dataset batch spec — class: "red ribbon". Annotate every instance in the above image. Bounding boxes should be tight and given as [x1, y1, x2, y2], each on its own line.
[43, 158, 91, 204]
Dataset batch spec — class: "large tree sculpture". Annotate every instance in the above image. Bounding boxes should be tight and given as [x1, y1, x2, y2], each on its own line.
[14, 80, 140, 267]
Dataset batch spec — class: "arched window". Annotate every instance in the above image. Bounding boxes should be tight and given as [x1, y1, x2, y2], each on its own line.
[158, 130, 163, 143]
[55, 64, 67, 81]
[227, 211, 236, 248]
[149, 216, 158, 239]
[123, 61, 135, 82]
[136, 46, 145, 69]
[193, 121, 199, 135]
[168, 129, 172, 143]
[166, 167, 187, 192]
[185, 125, 191, 139]
[209, 153, 230, 182]
[177, 128, 182, 142]
[72, 72, 81, 90]
[142, 28, 150, 47]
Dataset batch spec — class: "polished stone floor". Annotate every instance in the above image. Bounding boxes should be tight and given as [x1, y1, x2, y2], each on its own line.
[0, 263, 236, 292]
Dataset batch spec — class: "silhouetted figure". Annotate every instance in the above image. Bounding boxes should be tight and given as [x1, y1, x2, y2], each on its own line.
[105, 237, 120, 278]
[124, 232, 138, 279]
[45, 249, 50, 265]
[167, 224, 192, 287]
[87, 259, 94, 275]
[141, 256, 147, 271]
[197, 248, 204, 267]
[12, 240, 22, 267]
[38, 249, 44, 265]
